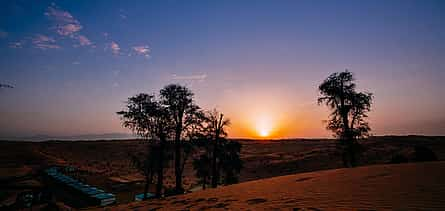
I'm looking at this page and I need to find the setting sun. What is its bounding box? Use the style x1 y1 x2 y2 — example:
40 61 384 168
256 116 273 138
259 129 269 137
1 1 444 210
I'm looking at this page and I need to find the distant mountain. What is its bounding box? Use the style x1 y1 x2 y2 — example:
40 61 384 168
1 133 137 141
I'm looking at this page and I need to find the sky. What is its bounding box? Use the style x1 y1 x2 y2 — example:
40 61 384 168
0 0 444 139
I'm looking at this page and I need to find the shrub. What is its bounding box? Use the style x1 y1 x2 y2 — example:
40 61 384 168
414 146 438 162
390 154 409 164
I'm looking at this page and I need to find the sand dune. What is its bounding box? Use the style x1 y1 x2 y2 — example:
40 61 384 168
2 137 444 208
100 161 445 210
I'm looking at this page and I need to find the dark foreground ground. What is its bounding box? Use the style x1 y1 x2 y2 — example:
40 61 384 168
1 136 444 209
100 161 445 210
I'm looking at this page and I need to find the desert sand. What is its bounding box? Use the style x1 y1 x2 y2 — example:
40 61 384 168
100 161 445 210
1 136 444 208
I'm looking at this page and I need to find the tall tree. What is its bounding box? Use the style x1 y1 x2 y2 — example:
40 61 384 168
192 153 211 189
129 145 159 200
318 70 373 167
218 139 243 185
194 139 242 188
193 110 241 189
204 109 231 188
117 93 174 197
160 84 199 193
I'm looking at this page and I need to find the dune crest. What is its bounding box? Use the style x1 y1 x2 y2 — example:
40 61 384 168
102 161 445 210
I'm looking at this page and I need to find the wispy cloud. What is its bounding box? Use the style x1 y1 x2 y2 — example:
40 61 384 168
0 30 8 38
9 35 61 50
33 34 55 43
110 41 120 55
8 3 94 51
112 69 120 76
132 45 151 58
57 23 82 36
76 35 92 46
0 83 14 89
72 61 80 65
45 3 92 48
119 9 127 20
45 4 82 36
32 34 60 50
172 74 207 81
45 4 79 24
9 41 24 49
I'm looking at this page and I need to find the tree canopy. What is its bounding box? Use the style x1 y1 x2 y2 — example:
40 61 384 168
318 70 373 167
318 70 373 140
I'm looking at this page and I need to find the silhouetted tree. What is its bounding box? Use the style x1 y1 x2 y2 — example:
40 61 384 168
160 84 200 193
129 145 159 200
218 139 243 185
117 93 174 197
414 145 438 162
202 109 231 188
192 153 211 189
318 70 373 167
390 145 438 164
193 130 242 188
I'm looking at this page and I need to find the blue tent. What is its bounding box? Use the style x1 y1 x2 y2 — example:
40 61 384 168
93 193 116 206
134 193 155 201
44 167 116 206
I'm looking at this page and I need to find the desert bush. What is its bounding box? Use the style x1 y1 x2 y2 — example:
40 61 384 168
414 146 438 162
389 146 438 164
390 154 409 164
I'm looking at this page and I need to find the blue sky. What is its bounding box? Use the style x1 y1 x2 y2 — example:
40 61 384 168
0 0 444 139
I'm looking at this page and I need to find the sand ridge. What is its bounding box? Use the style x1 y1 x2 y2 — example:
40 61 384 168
100 161 445 210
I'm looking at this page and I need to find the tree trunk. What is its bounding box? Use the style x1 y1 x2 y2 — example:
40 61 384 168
143 176 149 200
342 150 349 167
174 127 182 193
339 80 352 167
202 177 206 190
156 137 165 197
342 110 352 168
349 140 357 167
144 143 151 200
211 137 219 188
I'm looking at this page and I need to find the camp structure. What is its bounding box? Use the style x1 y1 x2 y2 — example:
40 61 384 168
44 167 116 206
134 192 156 201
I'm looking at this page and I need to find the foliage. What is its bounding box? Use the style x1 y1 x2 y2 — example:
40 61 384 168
192 109 242 188
129 145 159 199
204 109 231 139
192 153 211 189
414 145 438 162
318 70 373 167
318 71 373 139
117 93 174 140
160 84 204 193
218 139 243 185
193 138 243 188
118 88 241 195
117 93 174 197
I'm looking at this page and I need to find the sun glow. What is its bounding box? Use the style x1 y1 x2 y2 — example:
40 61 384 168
221 86 297 138
259 129 270 137
256 116 273 138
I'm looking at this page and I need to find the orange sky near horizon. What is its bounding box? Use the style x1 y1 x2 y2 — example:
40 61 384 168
1 1 444 140
208 83 332 139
